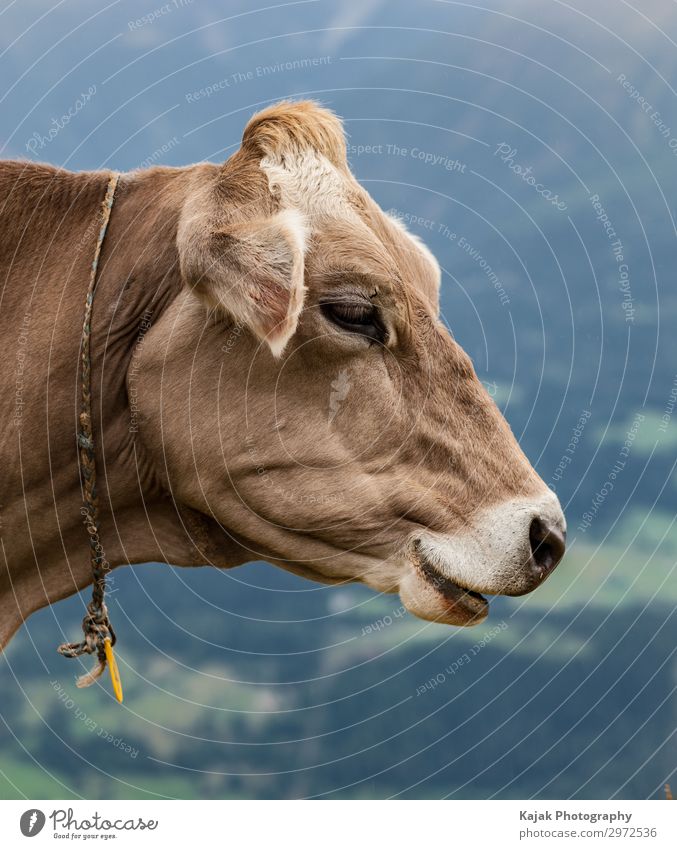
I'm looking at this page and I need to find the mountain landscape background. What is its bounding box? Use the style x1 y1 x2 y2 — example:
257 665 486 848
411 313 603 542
0 0 675 799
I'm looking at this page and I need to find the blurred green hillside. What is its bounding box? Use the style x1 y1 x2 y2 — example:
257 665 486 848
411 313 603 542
1 538 674 799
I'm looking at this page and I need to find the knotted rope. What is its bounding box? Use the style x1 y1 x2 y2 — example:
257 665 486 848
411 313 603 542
57 172 122 697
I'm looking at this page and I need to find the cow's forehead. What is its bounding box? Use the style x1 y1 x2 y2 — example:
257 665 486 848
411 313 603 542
259 149 441 311
261 149 348 217
378 211 441 312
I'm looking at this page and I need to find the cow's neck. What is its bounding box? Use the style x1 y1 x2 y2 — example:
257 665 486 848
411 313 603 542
0 161 242 648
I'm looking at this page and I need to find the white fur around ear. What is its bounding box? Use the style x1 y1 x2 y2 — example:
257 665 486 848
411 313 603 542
179 100 351 356
265 209 307 356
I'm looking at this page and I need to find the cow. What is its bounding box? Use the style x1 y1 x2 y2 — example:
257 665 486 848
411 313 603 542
0 100 565 655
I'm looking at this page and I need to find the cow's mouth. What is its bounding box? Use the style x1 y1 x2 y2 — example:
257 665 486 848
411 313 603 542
416 556 489 621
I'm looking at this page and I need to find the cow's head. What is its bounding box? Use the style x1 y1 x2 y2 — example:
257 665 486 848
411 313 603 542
138 100 565 626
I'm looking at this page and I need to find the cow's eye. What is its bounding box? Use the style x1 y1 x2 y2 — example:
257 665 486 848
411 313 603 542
320 301 385 342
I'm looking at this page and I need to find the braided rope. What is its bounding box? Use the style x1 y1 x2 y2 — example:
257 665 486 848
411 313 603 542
57 172 120 689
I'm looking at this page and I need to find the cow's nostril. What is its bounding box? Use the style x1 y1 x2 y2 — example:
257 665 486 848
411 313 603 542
529 517 566 577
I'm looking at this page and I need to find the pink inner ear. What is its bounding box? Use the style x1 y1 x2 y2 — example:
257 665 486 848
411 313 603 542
252 275 293 332
180 204 307 357
250 264 305 357
245 210 306 357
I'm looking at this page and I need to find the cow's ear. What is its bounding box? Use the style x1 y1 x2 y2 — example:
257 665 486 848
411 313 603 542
179 206 307 358
178 100 346 356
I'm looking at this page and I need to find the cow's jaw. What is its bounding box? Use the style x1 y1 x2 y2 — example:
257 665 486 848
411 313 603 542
398 552 490 627
414 545 490 623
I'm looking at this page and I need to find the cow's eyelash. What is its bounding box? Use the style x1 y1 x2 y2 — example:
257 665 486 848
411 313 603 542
320 300 386 343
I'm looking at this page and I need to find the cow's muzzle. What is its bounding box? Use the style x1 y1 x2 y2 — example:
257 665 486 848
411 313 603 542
398 492 567 626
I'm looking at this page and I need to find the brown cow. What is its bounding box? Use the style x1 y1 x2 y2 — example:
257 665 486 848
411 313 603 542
0 101 565 653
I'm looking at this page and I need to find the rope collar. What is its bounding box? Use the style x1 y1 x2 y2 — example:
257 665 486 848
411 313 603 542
57 172 123 702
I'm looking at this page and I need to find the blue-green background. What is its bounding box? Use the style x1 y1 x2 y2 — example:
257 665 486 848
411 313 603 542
1 0 675 799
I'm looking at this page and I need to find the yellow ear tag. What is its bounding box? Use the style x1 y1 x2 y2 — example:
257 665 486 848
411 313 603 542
104 638 123 703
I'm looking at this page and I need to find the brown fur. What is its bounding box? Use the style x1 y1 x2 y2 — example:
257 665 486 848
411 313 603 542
0 101 553 648
242 99 347 167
